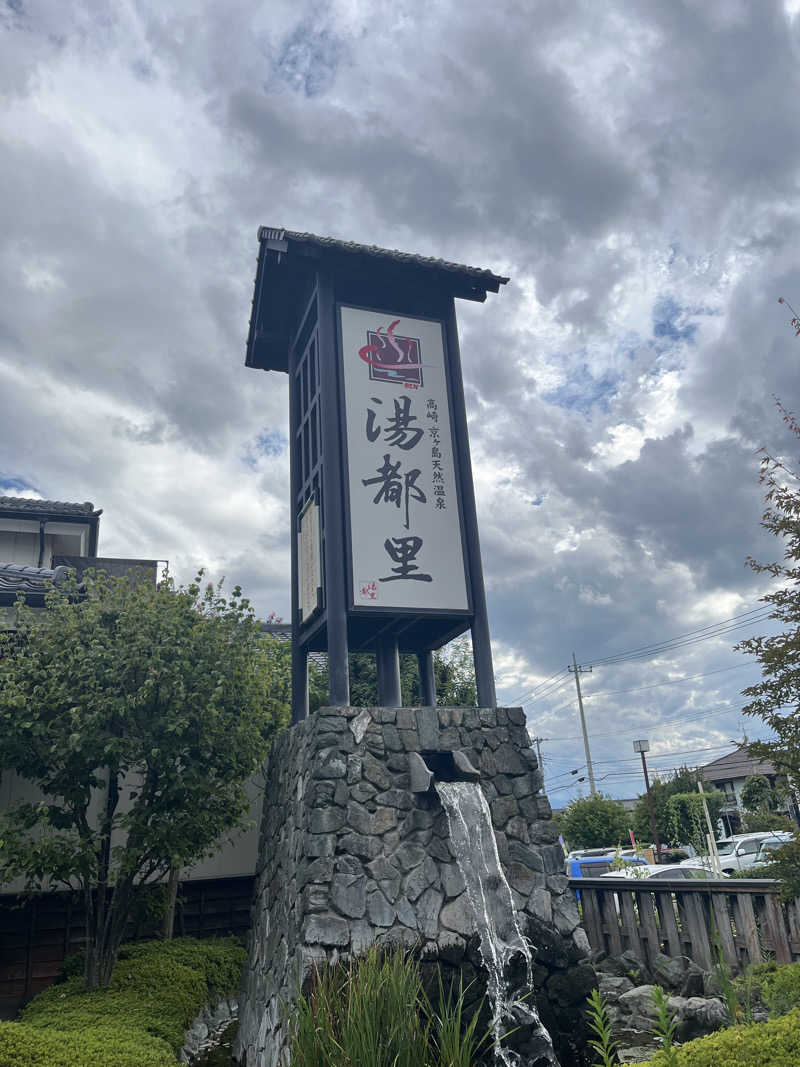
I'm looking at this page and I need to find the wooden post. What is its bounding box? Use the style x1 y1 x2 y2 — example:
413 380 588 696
733 893 762 966
635 889 662 961
317 271 349 706
600 890 623 956
762 892 792 964
711 892 739 973
619 891 643 959
580 888 605 954
418 650 437 706
654 890 682 958
443 300 496 708
682 893 713 970
376 634 402 707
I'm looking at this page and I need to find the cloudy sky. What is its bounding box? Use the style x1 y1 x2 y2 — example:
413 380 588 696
3 0 800 804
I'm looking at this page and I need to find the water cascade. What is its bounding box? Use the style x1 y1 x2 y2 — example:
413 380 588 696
436 781 560 1067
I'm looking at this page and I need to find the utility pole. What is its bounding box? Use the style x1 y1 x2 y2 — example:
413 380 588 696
569 652 596 795
633 739 661 862
531 736 545 789
697 779 723 878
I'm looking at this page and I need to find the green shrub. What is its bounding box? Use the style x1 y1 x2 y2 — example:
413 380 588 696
736 960 800 1018
0 1020 176 1067
633 1008 800 1065
0 937 245 1067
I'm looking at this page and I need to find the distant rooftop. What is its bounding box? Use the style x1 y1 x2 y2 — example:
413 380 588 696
701 745 776 780
0 497 102 518
261 622 327 669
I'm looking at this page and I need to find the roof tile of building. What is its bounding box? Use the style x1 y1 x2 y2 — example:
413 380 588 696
0 496 101 517
258 227 510 288
0 562 68 594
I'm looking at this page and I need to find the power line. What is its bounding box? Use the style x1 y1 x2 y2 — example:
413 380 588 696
572 661 753 700
537 699 745 741
506 666 570 706
508 604 773 709
585 608 773 668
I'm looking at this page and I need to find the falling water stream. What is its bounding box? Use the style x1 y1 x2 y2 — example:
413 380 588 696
436 781 560 1067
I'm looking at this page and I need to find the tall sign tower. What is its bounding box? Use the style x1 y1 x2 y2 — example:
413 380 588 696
245 229 508 721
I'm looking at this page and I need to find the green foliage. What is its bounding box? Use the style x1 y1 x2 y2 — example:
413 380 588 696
634 1008 800 1066
288 947 489 1067
0 569 283 986
737 402 800 786
428 969 490 1067
630 767 717 848
737 960 800 1018
741 810 796 833
750 834 800 900
709 922 739 1024
741 775 779 813
0 937 244 1067
665 792 724 854
0 1020 175 1067
584 988 619 1067
559 793 629 849
649 987 678 1067
309 637 477 712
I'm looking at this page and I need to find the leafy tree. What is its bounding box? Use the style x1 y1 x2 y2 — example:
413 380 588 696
631 766 711 846
741 773 779 812
0 569 286 989
558 793 629 849
737 401 800 782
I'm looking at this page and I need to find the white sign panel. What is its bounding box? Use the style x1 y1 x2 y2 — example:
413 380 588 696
339 306 469 612
298 498 321 622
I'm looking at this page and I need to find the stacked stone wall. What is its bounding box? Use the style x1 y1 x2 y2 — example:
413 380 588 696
237 707 595 1067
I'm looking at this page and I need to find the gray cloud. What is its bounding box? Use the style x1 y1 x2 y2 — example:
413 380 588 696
3 0 800 802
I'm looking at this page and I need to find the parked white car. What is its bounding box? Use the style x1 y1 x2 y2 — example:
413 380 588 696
601 863 728 881
681 831 793 875
755 835 793 865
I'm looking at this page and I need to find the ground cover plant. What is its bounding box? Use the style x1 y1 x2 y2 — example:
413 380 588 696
288 945 491 1067
0 936 245 1067
633 1008 800 1066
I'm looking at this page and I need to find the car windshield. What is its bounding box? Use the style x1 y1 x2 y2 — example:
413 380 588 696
716 840 736 855
580 862 611 876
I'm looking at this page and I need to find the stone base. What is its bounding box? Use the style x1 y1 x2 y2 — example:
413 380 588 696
236 707 594 1067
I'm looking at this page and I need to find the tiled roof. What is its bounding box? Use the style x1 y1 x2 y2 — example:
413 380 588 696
0 496 101 517
701 745 775 779
0 562 69 595
261 622 328 668
259 227 510 288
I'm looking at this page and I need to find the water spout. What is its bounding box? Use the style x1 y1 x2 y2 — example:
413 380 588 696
436 781 559 1067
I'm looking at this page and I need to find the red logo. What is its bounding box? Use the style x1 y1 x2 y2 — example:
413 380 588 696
359 580 378 600
359 320 423 387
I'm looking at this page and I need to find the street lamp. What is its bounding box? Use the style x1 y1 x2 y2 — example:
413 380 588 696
634 739 662 863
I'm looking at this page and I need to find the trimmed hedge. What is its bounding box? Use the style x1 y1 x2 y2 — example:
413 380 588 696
635 1009 800 1066
0 936 246 1067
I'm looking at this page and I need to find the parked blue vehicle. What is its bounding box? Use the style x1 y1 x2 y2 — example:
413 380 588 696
567 853 648 898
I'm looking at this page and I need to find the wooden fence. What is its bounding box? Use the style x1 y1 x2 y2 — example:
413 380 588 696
0 875 254 1014
572 876 800 973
